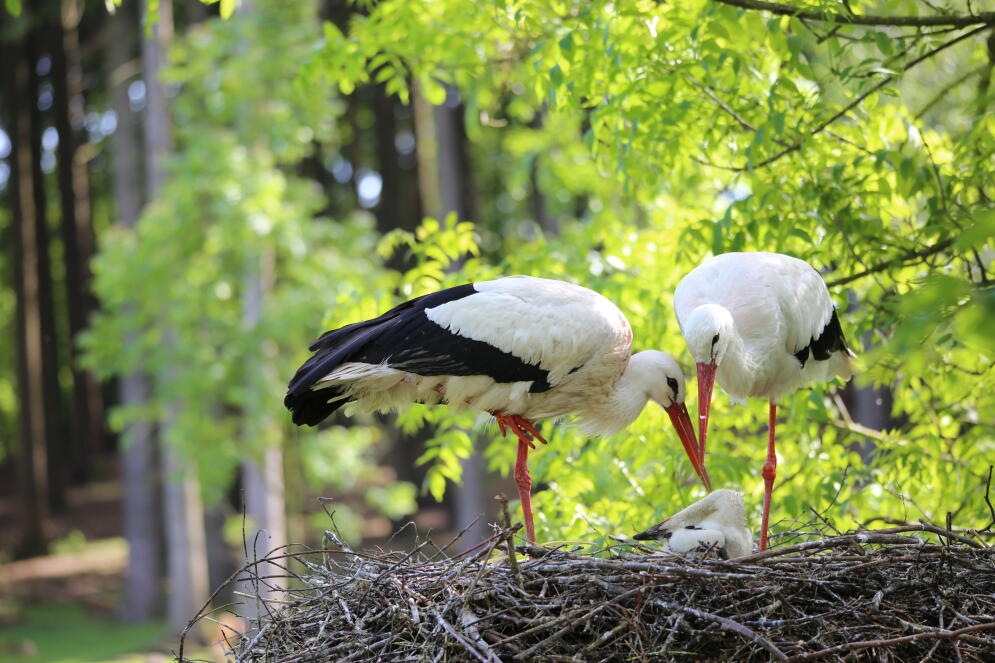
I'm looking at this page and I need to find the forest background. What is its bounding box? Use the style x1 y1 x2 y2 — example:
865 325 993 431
1 0 993 658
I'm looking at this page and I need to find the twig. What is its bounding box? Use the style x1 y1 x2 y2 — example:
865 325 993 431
825 238 954 288
497 494 524 587
727 25 991 172
982 465 995 533
650 600 789 661
785 622 995 662
710 0 995 28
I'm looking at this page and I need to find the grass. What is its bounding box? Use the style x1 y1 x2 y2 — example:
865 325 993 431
0 601 165 663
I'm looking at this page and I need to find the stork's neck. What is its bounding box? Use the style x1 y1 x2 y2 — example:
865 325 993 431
575 365 649 436
713 321 756 395
685 304 756 397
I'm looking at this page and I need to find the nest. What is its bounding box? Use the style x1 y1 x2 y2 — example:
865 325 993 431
188 522 995 663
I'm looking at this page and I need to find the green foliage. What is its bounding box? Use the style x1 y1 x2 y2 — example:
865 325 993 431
308 0 995 540
82 0 416 529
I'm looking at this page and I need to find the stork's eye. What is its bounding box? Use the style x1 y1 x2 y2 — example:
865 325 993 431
711 334 720 346
685 525 701 530
666 377 678 393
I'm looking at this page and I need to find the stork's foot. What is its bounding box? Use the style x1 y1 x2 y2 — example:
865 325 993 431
491 412 548 448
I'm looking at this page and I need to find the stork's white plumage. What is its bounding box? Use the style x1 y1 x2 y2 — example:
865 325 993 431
633 489 753 559
674 252 856 551
285 276 701 544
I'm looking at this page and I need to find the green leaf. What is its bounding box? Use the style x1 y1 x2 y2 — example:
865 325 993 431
955 208 995 251
558 32 573 54
5 0 22 15
220 0 236 19
549 63 564 88
420 75 447 105
873 31 892 56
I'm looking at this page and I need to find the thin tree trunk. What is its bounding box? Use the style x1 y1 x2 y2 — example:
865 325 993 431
142 0 210 631
528 113 556 234
231 1 288 617
51 0 105 480
25 18 70 513
111 0 162 622
6 34 51 557
160 425 210 631
239 242 288 620
373 84 400 233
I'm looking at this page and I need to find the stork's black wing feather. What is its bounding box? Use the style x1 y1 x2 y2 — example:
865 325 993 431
285 283 552 426
794 308 850 367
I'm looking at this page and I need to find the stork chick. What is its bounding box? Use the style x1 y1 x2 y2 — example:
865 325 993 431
633 489 753 559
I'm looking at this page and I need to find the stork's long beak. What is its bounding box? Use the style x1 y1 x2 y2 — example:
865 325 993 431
633 518 671 541
664 402 711 491
695 360 717 484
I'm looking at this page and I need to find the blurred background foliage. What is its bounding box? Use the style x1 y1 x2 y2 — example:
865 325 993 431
1 0 993 653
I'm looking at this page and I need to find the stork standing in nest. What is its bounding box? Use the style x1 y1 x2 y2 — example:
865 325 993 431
285 276 702 544
675 252 856 551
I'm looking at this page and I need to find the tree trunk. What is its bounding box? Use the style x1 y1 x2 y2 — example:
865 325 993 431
161 429 210 631
528 113 556 234
372 84 400 233
111 0 162 622
141 0 210 631
51 0 105 480
239 242 288 621
6 31 52 557
26 18 70 514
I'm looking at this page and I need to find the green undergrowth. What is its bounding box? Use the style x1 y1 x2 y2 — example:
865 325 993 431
0 602 165 663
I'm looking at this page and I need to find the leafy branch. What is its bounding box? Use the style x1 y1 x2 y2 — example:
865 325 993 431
712 0 995 28
825 238 954 288
730 24 990 171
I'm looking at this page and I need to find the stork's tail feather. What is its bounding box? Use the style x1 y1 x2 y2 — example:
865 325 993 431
832 348 857 381
286 317 400 426
285 385 349 427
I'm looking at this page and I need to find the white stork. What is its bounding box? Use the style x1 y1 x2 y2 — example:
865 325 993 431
285 276 701 544
674 252 856 551
633 489 753 559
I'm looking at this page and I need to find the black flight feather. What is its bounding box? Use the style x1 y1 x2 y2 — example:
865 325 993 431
794 308 851 368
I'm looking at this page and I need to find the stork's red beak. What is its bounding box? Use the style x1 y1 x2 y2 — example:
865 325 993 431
664 401 711 491
695 360 717 485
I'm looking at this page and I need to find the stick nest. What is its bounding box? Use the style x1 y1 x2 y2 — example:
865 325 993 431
197 523 995 663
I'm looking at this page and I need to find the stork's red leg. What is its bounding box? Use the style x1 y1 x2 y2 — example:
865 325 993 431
491 412 543 543
760 401 778 552
513 437 535 544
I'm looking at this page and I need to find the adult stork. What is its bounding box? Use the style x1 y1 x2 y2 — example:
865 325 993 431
674 252 856 551
285 276 702 544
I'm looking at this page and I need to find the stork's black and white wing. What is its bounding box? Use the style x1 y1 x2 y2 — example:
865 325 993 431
285 276 631 426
